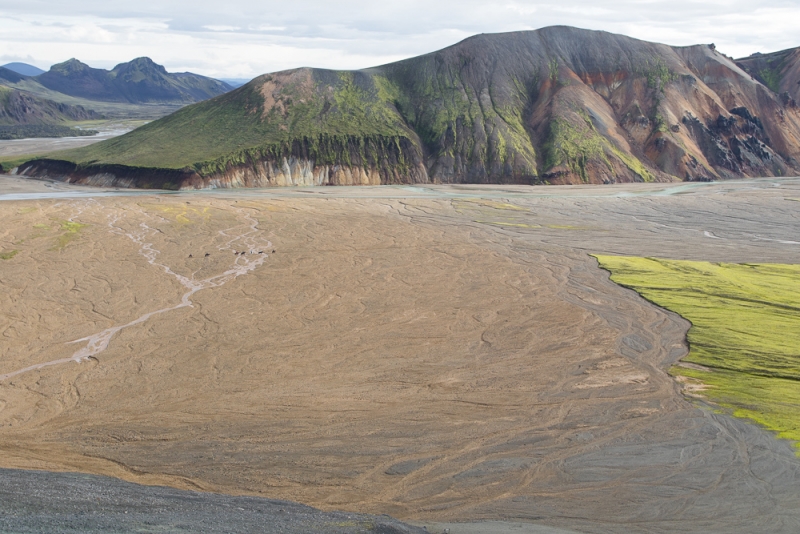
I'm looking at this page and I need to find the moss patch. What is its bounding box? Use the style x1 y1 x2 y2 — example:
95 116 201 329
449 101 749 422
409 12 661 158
759 68 782 93
459 199 527 211
54 220 88 249
545 117 609 182
545 112 653 182
636 57 679 91
594 255 800 453
0 250 19 260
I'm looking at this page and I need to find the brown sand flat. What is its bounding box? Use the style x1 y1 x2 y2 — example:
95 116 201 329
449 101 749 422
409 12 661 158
1 178 800 533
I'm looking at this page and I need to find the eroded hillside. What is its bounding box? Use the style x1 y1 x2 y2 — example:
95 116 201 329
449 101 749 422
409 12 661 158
15 27 800 187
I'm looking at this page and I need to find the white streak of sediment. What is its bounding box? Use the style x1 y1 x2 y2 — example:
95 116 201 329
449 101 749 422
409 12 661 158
1 204 270 382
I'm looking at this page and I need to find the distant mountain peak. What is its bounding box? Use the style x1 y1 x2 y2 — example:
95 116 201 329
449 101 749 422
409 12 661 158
1 62 45 77
28 56 231 104
113 57 168 76
50 58 93 75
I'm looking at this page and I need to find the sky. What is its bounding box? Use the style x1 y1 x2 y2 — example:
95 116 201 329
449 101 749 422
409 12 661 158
1 0 798 80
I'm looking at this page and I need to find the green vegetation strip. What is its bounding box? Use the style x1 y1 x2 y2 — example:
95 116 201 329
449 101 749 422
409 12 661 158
0 125 98 141
594 255 800 452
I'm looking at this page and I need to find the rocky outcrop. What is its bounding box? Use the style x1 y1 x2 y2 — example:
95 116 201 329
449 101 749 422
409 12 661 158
15 152 429 190
196 134 429 188
15 160 196 190
206 159 403 188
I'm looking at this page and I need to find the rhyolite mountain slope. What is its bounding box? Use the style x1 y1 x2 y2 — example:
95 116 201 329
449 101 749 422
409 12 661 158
15 26 800 188
737 47 800 106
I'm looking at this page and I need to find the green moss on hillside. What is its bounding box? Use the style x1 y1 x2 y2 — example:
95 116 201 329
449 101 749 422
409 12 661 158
608 145 654 182
545 112 653 182
381 58 538 177
545 117 608 181
0 85 11 106
637 58 679 91
47 70 413 172
759 68 782 93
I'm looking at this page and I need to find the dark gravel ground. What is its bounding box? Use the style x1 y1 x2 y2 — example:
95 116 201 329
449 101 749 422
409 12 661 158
0 468 425 534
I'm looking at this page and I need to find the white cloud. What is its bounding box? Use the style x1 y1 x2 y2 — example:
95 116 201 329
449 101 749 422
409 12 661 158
202 25 242 32
0 1 798 78
248 24 286 32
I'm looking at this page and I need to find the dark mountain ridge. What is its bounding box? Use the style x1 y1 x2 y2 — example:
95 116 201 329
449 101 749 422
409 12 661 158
14 26 800 188
0 86 101 126
34 57 233 104
0 85 102 140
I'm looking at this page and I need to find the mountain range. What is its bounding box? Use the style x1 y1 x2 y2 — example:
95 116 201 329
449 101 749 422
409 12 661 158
0 57 232 105
0 57 235 139
11 27 800 187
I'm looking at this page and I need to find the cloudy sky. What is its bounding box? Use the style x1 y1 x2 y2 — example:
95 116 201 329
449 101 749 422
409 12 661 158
1 1 798 79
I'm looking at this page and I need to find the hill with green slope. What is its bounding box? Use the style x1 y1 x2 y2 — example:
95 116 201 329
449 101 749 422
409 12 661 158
14 26 800 188
0 85 102 140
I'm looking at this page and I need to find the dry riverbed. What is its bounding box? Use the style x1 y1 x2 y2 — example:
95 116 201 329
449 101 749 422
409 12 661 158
1 177 799 533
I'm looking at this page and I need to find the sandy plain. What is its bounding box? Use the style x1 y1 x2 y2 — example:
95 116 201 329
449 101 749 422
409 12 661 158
1 176 799 533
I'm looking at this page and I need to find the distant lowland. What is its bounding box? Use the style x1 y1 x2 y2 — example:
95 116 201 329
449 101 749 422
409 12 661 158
0 58 235 140
5 26 800 187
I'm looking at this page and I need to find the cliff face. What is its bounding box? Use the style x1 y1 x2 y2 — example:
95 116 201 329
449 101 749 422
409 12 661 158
16 27 800 188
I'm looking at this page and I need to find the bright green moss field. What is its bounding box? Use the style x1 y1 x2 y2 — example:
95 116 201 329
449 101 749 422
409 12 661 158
594 255 800 452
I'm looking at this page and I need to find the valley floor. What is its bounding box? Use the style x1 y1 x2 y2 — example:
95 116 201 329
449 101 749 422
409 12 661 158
0 119 145 161
0 177 799 533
